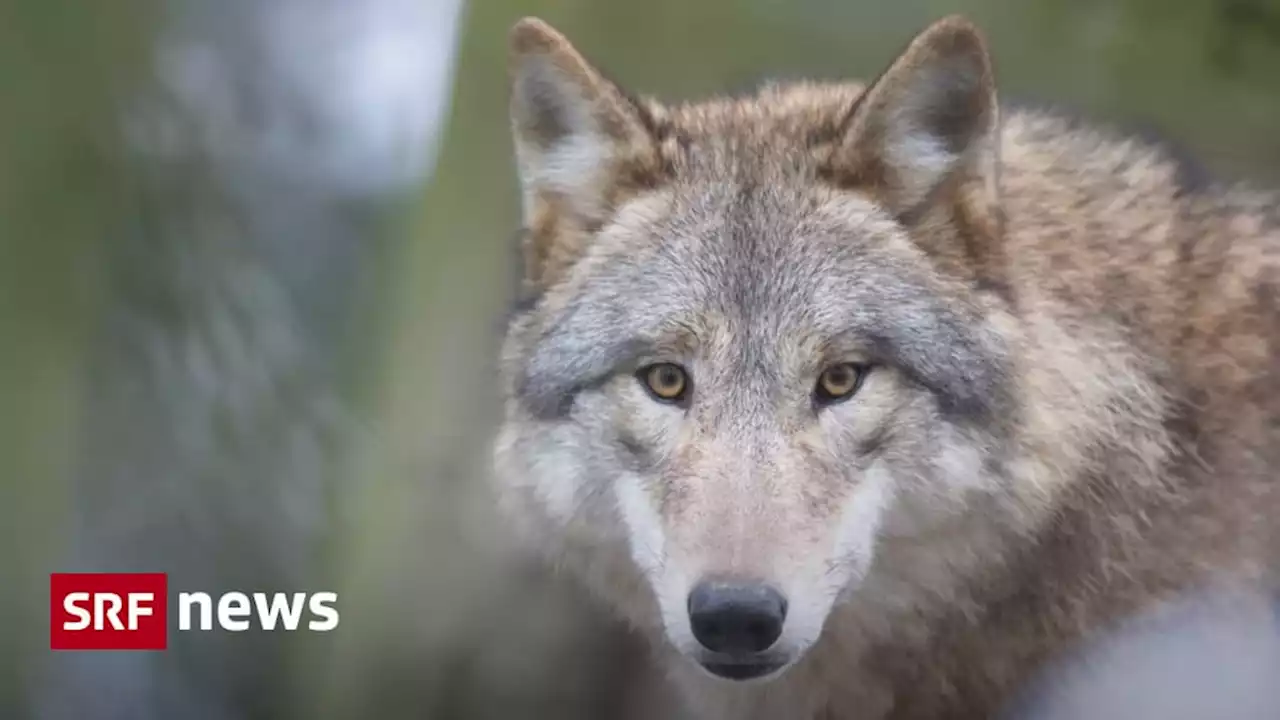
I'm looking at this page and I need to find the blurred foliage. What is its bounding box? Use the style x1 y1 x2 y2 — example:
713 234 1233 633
3 0 1279 717
0 0 157 708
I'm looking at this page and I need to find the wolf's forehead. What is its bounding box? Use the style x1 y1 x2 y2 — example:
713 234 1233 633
587 184 1013 418
521 182 1009 420
637 82 870 186
616 181 903 332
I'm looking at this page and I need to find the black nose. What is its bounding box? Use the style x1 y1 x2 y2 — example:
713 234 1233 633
688 581 787 654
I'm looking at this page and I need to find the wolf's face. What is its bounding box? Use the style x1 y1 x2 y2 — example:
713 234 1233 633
495 17 1028 682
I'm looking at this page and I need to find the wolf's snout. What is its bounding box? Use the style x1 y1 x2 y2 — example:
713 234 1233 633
687 580 787 654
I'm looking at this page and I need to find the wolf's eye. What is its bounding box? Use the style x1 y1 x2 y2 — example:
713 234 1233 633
638 363 689 403
814 363 867 405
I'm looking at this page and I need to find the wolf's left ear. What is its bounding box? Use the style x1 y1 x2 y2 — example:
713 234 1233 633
507 18 662 290
829 16 999 221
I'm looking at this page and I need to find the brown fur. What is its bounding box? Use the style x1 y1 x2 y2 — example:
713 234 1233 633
495 15 1280 719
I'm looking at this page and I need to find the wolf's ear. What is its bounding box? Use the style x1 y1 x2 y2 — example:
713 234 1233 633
507 18 662 290
829 16 999 220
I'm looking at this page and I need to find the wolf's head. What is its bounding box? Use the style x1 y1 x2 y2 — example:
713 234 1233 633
493 16 1120 683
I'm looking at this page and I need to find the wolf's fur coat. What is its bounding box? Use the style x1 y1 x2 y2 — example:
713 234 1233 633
492 15 1280 719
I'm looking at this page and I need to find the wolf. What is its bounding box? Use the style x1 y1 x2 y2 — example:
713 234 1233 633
491 14 1280 720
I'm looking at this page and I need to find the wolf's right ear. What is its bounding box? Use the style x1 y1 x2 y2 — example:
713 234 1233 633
507 18 662 290
828 16 999 222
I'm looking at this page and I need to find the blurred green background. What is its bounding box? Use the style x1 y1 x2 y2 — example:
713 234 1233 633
3 0 1279 718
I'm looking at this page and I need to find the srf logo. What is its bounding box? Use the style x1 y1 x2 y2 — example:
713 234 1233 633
50 573 168 650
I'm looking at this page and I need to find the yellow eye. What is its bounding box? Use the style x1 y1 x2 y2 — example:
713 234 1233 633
640 363 688 403
815 363 866 404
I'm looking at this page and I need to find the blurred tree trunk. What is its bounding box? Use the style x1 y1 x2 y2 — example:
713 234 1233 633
10 0 460 717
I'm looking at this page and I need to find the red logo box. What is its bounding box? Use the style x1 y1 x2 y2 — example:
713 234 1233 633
50 573 168 650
